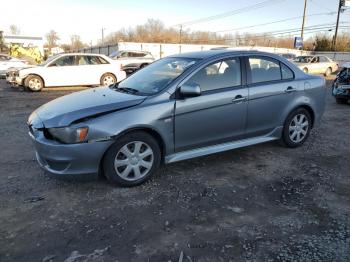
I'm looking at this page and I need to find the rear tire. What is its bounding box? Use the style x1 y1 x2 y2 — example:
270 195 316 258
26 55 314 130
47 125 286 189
281 108 312 148
100 73 117 86
103 131 161 187
25 75 44 92
336 98 348 104
325 67 332 77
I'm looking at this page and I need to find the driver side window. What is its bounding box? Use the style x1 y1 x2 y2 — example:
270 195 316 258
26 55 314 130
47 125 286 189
185 58 241 92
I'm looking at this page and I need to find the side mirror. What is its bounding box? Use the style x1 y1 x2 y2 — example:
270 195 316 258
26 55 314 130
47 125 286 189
179 83 201 97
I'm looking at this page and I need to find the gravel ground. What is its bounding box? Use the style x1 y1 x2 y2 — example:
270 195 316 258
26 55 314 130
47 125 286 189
0 79 349 262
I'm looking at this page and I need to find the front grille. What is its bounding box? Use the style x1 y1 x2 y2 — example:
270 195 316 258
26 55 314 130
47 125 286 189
43 128 54 140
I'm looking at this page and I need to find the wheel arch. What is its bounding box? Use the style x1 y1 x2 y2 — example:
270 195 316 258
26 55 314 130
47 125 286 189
286 104 315 128
24 73 45 87
98 126 167 178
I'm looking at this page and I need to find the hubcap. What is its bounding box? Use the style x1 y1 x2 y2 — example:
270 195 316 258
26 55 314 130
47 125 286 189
103 75 115 86
289 114 309 143
114 141 154 181
28 78 42 90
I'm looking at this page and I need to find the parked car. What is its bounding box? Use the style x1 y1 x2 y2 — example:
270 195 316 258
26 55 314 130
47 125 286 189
293 55 338 76
332 62 350 104
0 54 31 76
109 50 155 74
8 53 126 91
28 50 326 186
278 53 296 61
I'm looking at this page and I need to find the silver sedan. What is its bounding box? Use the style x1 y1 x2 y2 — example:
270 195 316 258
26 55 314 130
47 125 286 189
28 50 326 186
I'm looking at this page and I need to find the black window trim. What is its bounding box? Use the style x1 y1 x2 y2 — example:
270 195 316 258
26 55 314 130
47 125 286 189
176 56 246 98
244 55 295 87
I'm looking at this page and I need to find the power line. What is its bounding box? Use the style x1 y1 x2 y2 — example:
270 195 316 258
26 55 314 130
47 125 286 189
186 24 349 43
173 0 286 27
212 12 335 34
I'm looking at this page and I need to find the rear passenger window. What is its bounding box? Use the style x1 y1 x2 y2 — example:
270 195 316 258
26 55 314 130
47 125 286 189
249 57 281 83
186 58 241 92
281 64 294 79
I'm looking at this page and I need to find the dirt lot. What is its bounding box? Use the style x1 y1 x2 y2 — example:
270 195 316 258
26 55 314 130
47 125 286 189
0 79 349 262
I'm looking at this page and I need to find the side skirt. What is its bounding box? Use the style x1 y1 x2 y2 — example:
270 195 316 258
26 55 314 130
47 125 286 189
165 127 283 164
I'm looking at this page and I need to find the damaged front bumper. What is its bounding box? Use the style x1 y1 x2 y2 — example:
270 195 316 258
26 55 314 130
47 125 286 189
332 82 350 97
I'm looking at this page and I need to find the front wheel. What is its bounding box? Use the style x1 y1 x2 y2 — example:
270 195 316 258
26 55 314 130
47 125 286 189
25 75 44 92
103 131 161 187
100 73 117 86
281 108 312 148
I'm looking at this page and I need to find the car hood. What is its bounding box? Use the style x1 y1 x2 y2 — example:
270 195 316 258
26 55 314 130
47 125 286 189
6 65 34 72
29 87 146 128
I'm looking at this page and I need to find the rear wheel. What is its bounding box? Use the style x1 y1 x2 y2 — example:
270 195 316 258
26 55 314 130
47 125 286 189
336 97 348 104
25 75 44 92
100 73 116 86
103 131 161 187
325 67 332 77
281 108 311 148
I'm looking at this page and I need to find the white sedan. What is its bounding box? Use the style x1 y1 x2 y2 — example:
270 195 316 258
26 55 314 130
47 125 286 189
0 54 31 76
8 53 126 91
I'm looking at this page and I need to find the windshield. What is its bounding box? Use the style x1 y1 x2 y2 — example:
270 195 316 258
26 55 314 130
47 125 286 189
294 56 314 63
117 57 199 95
109 51 120 59
39 55 60 66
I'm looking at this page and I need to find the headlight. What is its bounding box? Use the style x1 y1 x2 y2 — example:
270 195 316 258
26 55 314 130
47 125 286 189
48 126 89 144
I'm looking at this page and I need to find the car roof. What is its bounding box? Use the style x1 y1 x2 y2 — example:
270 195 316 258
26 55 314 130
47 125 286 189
168 49 290 59
119 50 150 53
60 53 106 56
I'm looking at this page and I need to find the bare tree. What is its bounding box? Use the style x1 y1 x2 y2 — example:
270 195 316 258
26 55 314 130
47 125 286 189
70 35 85 50
9 25 20 35
45 30 60 50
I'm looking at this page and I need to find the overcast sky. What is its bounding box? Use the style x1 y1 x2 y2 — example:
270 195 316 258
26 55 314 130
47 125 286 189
0 0 348 45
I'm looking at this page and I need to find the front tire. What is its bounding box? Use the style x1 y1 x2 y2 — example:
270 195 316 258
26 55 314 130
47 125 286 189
103 131 161 187
25 75 44 92
281 108 312 148
100 73 117 86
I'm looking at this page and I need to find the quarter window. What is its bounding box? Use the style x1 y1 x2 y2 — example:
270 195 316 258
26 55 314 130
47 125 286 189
186 58 241 92
281 64 294 80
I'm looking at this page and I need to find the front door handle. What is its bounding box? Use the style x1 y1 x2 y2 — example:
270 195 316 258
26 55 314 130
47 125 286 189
232 95 246 103
285 86 297 93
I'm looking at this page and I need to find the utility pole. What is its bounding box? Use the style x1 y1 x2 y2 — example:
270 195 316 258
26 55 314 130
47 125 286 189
301 0 308 40
179 25 183 44
101 27 106 45
333 0 343 51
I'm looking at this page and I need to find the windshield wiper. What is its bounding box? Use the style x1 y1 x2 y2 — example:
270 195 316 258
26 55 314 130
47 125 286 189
116 87 140 94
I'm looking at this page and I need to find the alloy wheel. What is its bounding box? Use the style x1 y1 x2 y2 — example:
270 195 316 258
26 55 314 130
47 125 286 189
288 114 309 143
28 78 42 91
103 75 115 86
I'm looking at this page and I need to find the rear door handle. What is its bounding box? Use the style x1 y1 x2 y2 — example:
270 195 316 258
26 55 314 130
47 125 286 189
232 95 247 103
285 86 297 93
